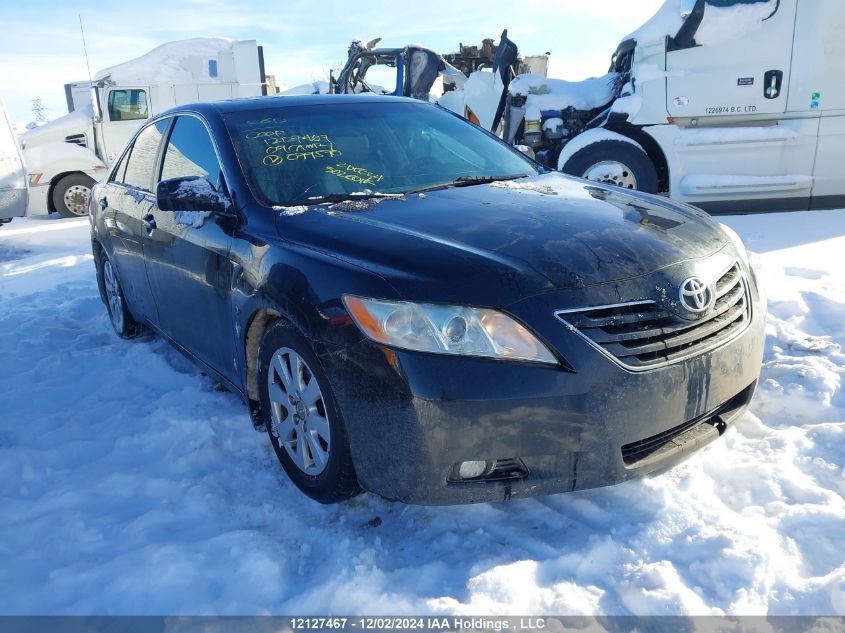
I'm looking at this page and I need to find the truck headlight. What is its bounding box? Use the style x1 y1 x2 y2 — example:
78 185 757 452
343 295 558 364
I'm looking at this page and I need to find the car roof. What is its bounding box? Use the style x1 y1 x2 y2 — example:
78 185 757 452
161 94 424 119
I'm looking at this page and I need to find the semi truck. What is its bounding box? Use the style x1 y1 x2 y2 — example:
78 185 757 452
19 38 268 218
504 0 845 212
332 0 844 213
0 97 28 225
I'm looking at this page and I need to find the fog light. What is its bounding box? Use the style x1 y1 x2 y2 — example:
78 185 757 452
448 458 529 484
458 460 489 479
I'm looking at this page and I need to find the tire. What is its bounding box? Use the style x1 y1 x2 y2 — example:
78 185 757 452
98 251 143 339
52 173 96 218
258 320 360 504
560 140 659 194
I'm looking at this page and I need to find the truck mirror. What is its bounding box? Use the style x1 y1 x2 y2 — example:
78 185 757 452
680 0 697 19
156 176 230 215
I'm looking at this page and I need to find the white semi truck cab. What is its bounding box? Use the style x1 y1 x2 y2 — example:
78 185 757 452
505 0 845 213
20 38 267 217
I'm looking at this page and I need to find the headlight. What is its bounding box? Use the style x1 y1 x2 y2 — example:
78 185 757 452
720 223 750 265
342 295 558 365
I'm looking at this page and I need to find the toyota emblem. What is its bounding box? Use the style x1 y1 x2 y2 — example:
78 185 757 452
679 277 714 313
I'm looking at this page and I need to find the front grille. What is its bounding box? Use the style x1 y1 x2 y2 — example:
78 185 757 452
556 262 750 370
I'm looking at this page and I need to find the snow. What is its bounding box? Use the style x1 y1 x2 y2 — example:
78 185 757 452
2 209 845 615
509 73 617 113
488 180 558 196
174 210 212 228
624 0 779 47
625 0 686 44
610 94 643 117
94 38 235 85
556 129 644 171
280 81 332 96
274 205 309 216
696 0 779 47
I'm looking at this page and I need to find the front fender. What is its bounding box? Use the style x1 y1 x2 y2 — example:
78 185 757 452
230 231 399 400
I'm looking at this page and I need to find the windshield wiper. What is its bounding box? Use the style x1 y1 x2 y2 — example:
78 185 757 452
408 173 529 195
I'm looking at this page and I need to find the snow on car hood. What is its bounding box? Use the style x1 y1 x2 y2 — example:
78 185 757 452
280 173 728 304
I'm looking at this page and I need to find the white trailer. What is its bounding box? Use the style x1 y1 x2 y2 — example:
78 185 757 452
502 0 845 213
20 38 267 218
0 96 28 224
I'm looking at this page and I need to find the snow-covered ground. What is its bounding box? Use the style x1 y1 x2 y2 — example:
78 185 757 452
1 211 844 615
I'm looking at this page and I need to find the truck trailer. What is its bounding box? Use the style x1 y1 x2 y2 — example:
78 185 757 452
19 38 268 218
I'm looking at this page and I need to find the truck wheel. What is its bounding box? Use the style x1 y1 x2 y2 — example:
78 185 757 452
53 173 96 218
258 319 360 504
561 140 659 194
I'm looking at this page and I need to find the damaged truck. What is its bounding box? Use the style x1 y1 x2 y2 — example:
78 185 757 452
503 0 845 212
330 0 845 213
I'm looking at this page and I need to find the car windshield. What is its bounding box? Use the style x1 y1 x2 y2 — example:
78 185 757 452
224 100 538 207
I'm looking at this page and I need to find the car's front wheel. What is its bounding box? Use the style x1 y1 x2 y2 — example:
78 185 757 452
258 320 360 503
99 253 143 339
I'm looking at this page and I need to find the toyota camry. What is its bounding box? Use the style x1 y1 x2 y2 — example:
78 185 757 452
89 95 765 505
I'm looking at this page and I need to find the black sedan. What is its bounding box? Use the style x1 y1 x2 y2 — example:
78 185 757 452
89 95 766 505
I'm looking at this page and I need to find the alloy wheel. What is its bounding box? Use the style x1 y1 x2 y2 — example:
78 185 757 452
102 259 125 333
267 347 332 475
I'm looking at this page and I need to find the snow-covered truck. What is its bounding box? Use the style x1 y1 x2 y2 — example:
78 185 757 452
0 97 28 224
505 0 845 213
20 38 268 217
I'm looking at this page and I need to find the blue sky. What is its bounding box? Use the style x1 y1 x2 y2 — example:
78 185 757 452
0 0 663 124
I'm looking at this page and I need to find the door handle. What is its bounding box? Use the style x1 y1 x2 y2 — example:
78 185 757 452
99 196 108 210
142 213 156 232
764 70 783 100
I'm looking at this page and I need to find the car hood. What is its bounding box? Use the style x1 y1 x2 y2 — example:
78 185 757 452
277 173 728 305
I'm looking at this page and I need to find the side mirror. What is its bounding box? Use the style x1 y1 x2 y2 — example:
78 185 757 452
156 176 230 214
680 0 697 19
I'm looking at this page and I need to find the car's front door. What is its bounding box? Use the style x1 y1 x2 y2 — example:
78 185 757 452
142 114 237 381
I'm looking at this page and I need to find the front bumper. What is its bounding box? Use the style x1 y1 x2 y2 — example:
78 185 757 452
320 259 767 505
25 182 51 217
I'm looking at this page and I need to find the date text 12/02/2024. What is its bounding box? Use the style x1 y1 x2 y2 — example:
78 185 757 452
288 617 549 631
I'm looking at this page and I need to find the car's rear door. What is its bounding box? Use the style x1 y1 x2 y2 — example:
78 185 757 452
142 114 237 381
97 120 169 326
